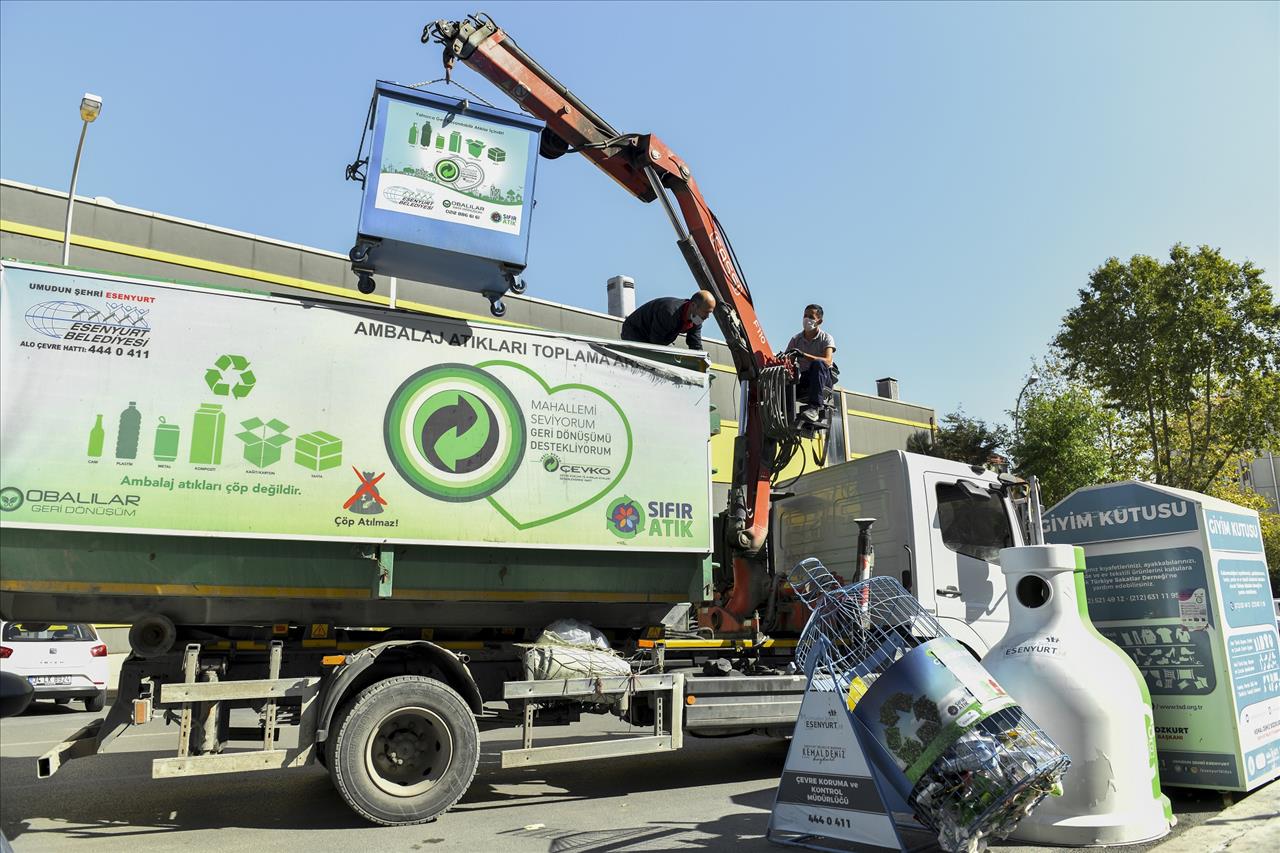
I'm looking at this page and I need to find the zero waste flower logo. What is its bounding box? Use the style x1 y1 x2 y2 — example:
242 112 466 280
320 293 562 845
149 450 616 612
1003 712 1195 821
605 495 645 539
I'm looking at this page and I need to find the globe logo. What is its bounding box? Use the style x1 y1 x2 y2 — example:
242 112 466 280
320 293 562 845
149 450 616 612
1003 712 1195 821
24 300 150 338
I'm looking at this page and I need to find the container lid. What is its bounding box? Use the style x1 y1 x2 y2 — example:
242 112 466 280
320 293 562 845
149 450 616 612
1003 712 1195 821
999 544 1078 575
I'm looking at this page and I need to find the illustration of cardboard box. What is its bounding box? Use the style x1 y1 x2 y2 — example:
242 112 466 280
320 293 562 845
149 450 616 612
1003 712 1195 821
236 417 290 467
295 430 343 472
486 147 506 163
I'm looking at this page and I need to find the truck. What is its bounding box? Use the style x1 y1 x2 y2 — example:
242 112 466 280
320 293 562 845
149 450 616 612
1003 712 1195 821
0 13 1024 827
777 450 1025 654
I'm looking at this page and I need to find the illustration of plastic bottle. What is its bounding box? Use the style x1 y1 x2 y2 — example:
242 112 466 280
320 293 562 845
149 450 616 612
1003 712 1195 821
421 122 432 147
116 402 141 459
154 417 180 462
408 123 418 145
190 403 226 465
448 131 461 153
87 414 105 458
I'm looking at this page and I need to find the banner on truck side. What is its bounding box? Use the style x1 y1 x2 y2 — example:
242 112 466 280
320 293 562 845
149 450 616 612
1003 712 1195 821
0 262 713 551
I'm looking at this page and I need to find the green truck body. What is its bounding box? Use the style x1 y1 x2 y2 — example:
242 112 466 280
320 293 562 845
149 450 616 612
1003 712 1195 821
0 261 715 630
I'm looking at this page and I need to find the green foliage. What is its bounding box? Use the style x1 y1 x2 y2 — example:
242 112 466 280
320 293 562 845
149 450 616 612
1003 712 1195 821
1010 360 1146 506
914 411 1009 468
1054 245 1280 493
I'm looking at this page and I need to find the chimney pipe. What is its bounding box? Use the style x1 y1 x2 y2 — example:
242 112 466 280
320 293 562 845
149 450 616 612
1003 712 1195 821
606 275 635 319
876 377 899 400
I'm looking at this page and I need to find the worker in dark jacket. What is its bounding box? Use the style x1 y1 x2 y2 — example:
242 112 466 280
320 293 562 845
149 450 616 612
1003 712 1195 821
620 290 716 350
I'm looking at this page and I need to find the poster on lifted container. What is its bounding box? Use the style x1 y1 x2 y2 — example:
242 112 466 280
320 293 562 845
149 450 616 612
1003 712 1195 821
0 262 712 552
1044 482 1280 791
374 97 534 237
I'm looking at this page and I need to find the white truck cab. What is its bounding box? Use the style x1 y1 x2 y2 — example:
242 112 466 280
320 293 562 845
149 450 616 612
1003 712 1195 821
777 450 1020 655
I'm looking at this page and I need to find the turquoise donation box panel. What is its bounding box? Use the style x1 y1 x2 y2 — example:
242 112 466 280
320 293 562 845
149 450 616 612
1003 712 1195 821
351 81 544 310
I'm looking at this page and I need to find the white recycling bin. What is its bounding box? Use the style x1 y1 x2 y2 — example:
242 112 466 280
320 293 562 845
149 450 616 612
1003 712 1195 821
984 544 1173 846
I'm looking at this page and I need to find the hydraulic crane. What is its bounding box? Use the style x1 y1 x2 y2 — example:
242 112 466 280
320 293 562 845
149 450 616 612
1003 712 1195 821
427 13 826 631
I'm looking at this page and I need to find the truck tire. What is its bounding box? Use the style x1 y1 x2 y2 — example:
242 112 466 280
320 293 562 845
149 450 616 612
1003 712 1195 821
326 675 479 826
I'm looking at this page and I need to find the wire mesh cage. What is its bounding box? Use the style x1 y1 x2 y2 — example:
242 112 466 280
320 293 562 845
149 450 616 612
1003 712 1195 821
788 558 1071 853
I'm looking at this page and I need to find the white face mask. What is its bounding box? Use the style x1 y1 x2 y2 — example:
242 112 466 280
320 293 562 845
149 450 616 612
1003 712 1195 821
803 318 817 331
690 313 705 326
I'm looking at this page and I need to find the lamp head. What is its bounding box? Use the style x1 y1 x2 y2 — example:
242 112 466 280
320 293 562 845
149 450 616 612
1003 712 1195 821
80 93 102 123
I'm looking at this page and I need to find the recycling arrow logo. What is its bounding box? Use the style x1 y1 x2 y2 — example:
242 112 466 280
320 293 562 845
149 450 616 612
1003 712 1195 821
205 354 256 398
384 364 525 502
422 391 500 474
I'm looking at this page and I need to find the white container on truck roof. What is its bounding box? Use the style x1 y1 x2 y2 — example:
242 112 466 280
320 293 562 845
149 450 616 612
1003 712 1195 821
776 450 1021 655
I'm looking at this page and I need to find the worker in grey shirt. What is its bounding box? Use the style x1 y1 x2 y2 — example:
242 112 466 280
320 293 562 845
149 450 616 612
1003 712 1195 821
785 304 836 421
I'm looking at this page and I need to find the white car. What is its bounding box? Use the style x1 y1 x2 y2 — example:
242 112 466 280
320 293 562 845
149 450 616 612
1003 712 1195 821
0 621 108 712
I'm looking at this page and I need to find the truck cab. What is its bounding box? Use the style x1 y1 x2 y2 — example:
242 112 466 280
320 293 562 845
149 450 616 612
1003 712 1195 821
777 450 1020 655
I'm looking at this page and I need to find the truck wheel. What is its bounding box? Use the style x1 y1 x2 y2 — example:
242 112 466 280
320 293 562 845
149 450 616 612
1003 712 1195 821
85 691 105 712
327 675 478 826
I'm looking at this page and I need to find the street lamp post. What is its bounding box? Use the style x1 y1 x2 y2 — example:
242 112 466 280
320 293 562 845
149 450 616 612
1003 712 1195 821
61 93 103 266
1013 373 1040 436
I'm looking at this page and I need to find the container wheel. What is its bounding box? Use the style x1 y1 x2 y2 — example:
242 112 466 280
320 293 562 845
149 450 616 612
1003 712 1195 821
326 675 478 826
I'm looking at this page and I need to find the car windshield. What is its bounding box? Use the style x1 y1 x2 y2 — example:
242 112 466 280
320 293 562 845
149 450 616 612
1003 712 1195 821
936 481 1015 564
2 623 97 642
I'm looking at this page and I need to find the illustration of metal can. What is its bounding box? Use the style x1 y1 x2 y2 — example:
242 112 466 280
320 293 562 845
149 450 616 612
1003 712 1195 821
154 417 180 462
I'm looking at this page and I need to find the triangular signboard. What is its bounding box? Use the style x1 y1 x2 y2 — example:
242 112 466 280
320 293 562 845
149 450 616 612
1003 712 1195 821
768 688 915 853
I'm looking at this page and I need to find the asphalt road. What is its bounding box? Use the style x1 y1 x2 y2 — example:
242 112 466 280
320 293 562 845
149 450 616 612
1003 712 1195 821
0 700 1236 853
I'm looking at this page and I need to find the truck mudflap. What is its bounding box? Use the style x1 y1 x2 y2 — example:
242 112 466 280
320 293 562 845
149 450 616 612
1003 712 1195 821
682 674 806 732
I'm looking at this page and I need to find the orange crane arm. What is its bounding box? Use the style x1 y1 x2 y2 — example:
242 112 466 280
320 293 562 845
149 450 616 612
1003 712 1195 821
428 14 806 622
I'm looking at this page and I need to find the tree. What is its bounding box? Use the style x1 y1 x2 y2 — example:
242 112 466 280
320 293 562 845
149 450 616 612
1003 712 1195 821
1054 245 1280 493
1009 361 1146 506
910 411 1009 468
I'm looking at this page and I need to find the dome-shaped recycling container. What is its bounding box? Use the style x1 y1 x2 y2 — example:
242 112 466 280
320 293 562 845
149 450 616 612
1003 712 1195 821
983 544 1173 846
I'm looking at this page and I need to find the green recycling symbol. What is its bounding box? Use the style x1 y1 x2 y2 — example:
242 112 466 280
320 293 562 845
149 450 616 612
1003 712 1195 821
384 364 525 502
435 159 460 183
205 354 256 399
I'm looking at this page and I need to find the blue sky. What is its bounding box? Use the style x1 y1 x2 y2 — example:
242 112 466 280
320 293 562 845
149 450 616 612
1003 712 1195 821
2 1 1276 426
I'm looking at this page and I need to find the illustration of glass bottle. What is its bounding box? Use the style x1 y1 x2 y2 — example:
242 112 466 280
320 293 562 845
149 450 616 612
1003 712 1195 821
190 403 226 465
421 122 432 147
408 123 418 145
116 402 141 459
87 414 105 458
154 417 180 462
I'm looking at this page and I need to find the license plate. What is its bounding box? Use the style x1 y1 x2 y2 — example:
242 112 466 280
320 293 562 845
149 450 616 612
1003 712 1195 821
30 675 72 686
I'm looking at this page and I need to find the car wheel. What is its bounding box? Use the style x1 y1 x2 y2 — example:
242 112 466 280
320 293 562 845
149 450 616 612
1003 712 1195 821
85 691 105 712
54 698 70 706
327 675 479 826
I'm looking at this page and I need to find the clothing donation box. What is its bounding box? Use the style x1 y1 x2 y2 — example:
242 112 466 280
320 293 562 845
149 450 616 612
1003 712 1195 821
349 81 544 315
1043 481 1280 791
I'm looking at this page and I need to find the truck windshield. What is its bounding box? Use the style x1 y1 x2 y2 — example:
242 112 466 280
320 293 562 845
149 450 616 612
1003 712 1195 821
935 482 1014 564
